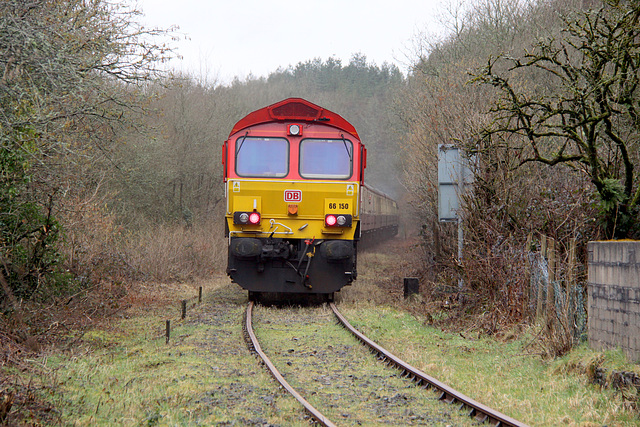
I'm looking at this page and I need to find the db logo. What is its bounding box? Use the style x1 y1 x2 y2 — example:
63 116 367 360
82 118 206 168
284 190 302 202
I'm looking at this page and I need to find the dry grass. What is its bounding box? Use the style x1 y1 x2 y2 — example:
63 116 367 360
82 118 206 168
122 222 226 283
340 239 423 307
60 196 226 284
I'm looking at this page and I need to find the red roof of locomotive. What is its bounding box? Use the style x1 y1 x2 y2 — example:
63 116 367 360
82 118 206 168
228 98 360 139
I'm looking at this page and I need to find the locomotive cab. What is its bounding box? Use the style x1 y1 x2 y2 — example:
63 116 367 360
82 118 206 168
222 98 366 295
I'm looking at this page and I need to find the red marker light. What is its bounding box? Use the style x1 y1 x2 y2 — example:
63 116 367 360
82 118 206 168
325 214 337 226
249 212 261 224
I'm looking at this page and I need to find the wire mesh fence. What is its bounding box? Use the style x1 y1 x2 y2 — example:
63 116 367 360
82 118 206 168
528 236 587 341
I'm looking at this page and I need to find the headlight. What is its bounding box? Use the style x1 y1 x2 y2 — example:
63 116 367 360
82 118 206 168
234 211 261 225
325 214 352 227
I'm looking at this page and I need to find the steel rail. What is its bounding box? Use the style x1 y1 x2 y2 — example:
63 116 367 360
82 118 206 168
244 301 337 427
329 302 529 427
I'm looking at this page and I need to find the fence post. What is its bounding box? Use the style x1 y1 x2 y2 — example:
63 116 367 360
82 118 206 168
567 238 576 290
165 320 170 344
546 238 556 325
181 300 187 319
536 235 547 321
526 233 533 317
566 238 577 318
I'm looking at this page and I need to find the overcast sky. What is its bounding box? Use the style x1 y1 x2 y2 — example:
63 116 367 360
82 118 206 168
132 0 451 83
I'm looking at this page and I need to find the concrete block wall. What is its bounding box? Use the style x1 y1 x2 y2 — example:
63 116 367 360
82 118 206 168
588 241 640 362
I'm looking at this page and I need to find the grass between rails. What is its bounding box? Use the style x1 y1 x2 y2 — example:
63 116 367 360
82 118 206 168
252 304 476 426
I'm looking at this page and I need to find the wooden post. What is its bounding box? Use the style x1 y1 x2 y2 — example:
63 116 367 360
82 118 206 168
165 320 170 344
198 286 202 304
181 300 187 319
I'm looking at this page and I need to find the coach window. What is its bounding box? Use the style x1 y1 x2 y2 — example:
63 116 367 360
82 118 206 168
299 138 352 179
235 137 289 177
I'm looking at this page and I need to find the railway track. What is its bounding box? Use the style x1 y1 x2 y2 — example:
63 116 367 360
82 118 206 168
244 301 337 427
244 300 529 427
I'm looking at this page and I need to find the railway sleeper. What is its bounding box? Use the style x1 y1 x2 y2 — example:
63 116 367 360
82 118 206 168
440 392 456 404
474 412 489 423
469 408 495 424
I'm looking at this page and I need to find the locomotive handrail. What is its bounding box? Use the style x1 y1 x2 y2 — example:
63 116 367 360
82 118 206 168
269 219 293 235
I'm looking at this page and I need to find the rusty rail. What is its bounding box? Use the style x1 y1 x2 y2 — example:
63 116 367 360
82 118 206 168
244 301 337 427
329 302 529 427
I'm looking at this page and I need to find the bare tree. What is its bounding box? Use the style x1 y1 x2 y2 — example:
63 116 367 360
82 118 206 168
474 0 640 237
0 0 174 297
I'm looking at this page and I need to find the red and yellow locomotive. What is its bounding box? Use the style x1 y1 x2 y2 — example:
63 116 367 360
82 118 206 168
222 98 397 298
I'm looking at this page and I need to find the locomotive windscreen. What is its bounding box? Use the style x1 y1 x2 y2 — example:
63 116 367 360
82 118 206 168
299 139 352 179
236 137 289 177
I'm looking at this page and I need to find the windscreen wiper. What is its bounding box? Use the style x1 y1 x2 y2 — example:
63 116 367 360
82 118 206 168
340 134 352 161
235 132 249 156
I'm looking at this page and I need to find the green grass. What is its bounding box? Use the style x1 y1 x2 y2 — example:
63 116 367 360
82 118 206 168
11 268 639 426
41 281 308 426
339 306 640 426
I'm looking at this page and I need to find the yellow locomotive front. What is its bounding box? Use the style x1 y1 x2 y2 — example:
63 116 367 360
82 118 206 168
222 98 366 296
